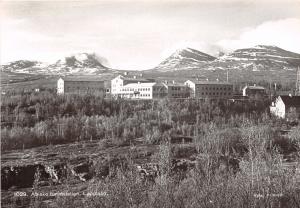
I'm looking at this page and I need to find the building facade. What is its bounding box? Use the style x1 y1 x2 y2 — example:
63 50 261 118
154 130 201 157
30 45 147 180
153 83 168 99
184 80 233 99
111 75 155 96
111 75 167 99
57 77 105 95
270 95 300 119
164 82 190 98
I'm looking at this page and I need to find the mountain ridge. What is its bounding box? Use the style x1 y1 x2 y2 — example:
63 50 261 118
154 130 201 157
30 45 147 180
150 45 300 72
2 45 300 75
1 52 115 75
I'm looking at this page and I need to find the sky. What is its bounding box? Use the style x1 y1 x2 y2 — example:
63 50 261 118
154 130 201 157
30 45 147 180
1 0 300 70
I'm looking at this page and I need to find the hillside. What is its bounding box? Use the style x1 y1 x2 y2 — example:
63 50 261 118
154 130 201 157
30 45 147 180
152 48 216 72
211 45 300 71
1 53 116 75
150 45 300 73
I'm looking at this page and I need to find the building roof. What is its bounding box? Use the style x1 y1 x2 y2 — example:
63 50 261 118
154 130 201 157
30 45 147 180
123 82 157 87
165 82 187 87
280 96 300 107
154 83 167 87
60 76 105 82
187 80 232 85
243 85 265 90
117 75 155 82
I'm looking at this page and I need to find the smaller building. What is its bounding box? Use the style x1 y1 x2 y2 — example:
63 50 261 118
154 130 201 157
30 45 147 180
57 76 105 95
270 95 300 119
153 83 168 99
242 85 266 98
164 82 190 99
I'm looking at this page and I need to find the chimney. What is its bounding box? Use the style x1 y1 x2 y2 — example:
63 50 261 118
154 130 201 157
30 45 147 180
289 93 292 97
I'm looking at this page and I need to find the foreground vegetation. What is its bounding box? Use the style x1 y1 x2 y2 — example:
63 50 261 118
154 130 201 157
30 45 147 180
1 91 300 207
1 91 271 151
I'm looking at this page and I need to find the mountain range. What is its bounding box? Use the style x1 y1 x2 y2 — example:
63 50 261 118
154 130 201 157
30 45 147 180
151 45 300 72
1 53 114 75
1 45 300 75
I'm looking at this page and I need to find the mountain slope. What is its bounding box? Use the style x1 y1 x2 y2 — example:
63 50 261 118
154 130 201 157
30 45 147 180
1 53 115 75
153 48 216 72
1 60 48 74
48 53 112 74
149 45 300 73
209 45 300 71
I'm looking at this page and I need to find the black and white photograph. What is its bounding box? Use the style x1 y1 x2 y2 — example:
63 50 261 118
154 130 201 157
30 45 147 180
1 0 300 207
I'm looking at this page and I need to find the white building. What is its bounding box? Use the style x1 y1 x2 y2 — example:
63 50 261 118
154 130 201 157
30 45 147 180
270 95 300 119
111 75 166 99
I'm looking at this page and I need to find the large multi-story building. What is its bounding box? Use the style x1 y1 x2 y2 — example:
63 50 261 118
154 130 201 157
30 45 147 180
111 75 166 99
184 80 233 99
57 77 105 95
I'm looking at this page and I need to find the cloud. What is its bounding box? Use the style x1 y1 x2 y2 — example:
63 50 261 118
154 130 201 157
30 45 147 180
217 18 300 53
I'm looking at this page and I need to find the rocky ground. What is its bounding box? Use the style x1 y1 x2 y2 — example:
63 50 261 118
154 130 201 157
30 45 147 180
2 134 300 207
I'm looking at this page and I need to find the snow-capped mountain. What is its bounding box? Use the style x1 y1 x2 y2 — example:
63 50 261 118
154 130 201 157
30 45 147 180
1 53 115 75
214 45 300 71
1 60 48 73
151 45 300 72
53 53 109 69
153 48 216 72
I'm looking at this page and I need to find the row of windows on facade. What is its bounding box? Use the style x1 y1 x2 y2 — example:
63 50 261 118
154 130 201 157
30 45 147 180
121 88 151 92
197 92 232 96
65 87 103 90
120 93 151 97
196 86 232 91
171 94 188 97
65 82 100 85
171 87 186 91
